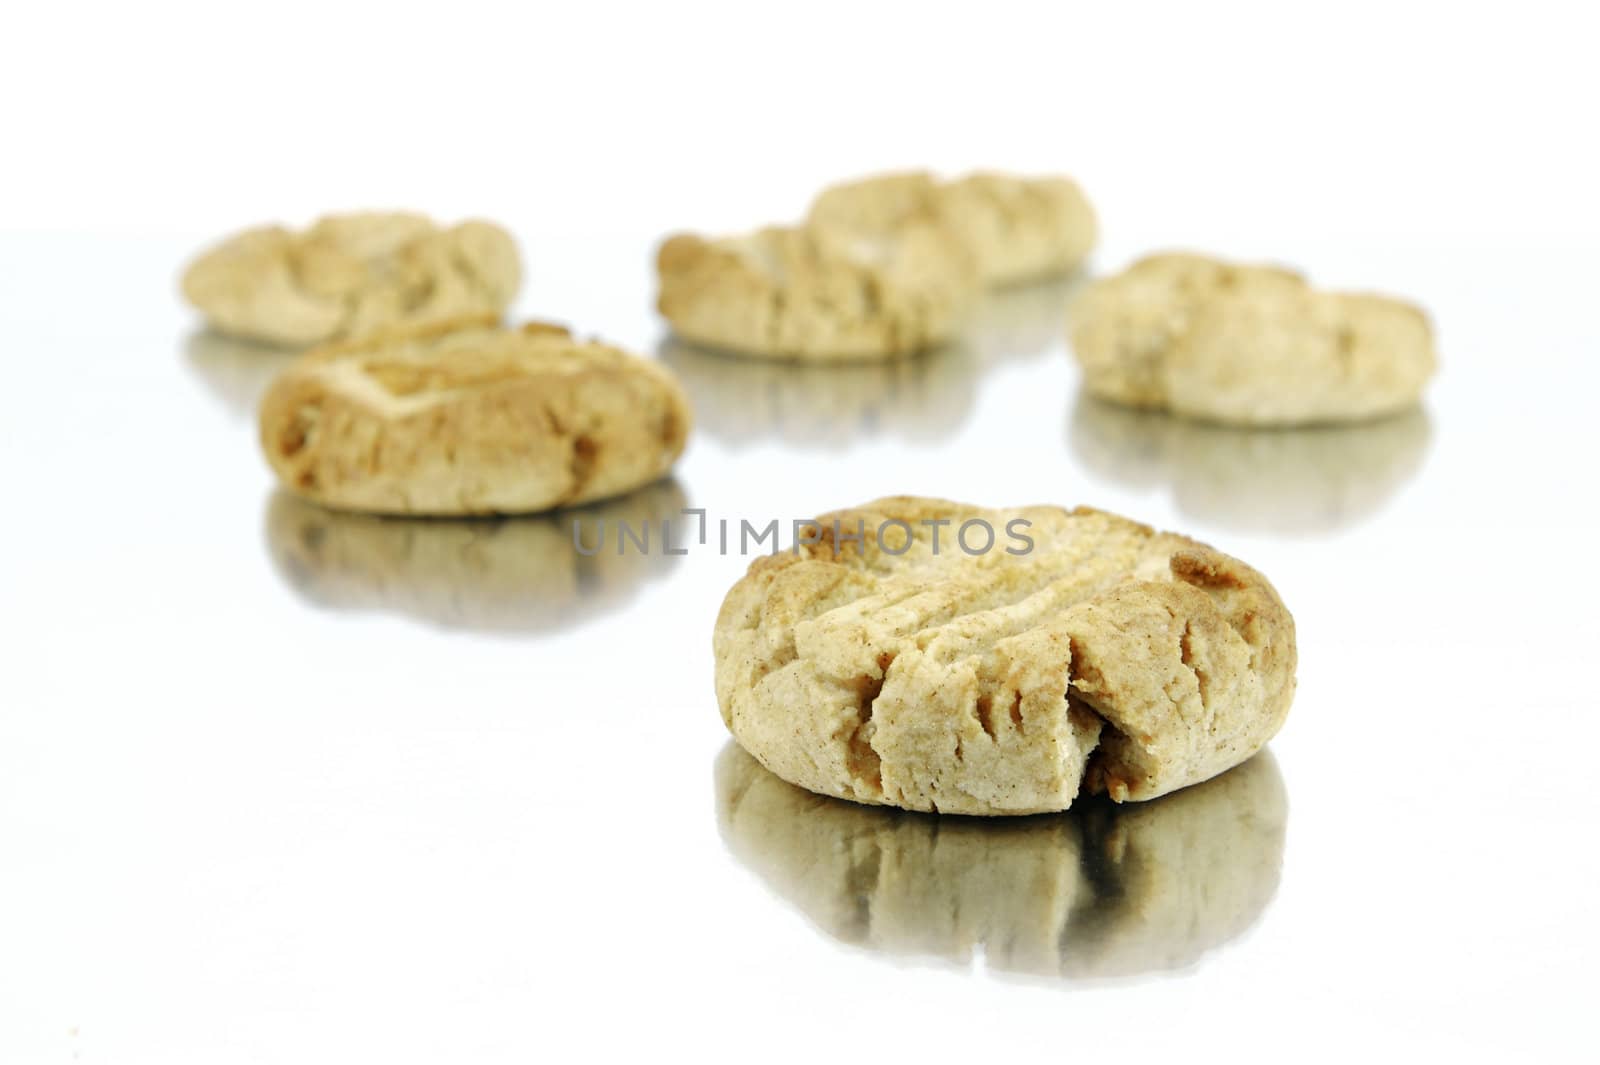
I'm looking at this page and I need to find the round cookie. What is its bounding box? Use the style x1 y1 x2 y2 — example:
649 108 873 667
259 316 691 515
1069 252 1437 426
655 223 977 361
716 743 1286 978
183 211 521 347
808 170 1098 286
713 497 1296 816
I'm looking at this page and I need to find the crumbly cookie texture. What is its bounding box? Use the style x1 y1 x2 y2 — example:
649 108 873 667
655 223 977 361
808 170 1098 286
716 743 1286 978
713 497 1295 816
259 316 691 516
183 211 521 347
1069 252 1436 426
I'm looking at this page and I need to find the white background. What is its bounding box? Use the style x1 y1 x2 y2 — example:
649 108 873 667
2 2 1598 1062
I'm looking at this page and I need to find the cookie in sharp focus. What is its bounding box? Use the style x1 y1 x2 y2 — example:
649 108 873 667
713 497 1296 816
259 315 691 516
808 170 1098 286
183 211 521 347
1069 252 1437 426
655 223 978 361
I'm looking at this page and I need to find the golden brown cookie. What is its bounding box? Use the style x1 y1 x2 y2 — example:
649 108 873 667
716 743 1286 978
259 316 690 516
714 498 1295 816
655 224 977 361
1069 252 1436 426
809 170 1098 286
182 211 521 346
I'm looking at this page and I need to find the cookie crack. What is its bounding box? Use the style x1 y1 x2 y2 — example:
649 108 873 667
1179 619 1212 714
840 650 895 796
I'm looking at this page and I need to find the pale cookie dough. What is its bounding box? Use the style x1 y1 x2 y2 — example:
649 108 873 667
809 170 1098 286
655 223 977 361
714 497 1295 816
1069 252 1436 426
183 211 521 346
716 744 1286 978
259 316 691 515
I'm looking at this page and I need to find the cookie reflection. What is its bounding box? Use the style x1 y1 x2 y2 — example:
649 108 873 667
716 744 1286 981
265 479 688 633
1070 395 1432 535
964 272 1082 364
184 329 299 418
659 339 979 447
660 277 1080 448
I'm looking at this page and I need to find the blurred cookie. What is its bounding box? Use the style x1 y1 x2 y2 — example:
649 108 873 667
716 744 1286 979
266 480 687 632
182 211 521 346
809 170 1097 286
1070 252 1436 426
655 224 976 361
714 497 1296 816
259 316 690 515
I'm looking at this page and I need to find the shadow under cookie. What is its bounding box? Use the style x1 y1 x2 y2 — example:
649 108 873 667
1068 394 1433 536
183 328 300 418
264 478 689 634
714 743 1286 982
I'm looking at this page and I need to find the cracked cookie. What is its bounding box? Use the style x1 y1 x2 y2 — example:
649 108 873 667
713 497 1295 816
182 211 521 346
655 223 977 361
1069 252 1436 426
259 315 691 515
809 170 1098 286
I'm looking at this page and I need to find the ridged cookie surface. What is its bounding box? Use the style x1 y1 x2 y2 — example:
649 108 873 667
655 224 977 361
713 498 1295 816
809 170 1098 286
183 211 521 347
259 316 690 516
1070 252 1436 426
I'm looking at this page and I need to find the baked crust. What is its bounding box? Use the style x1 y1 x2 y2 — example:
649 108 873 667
182 211 521 346
655 224 977 361
1069 252 1437 426
713 497 1295 816
258 316 691 515
809 170 1098 286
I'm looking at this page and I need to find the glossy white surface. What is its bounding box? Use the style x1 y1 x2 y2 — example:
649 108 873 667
3 3 1598 1061
3 224 1595 1061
